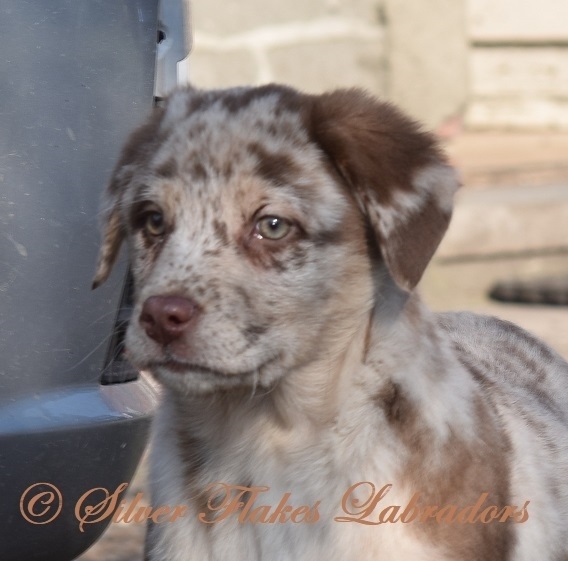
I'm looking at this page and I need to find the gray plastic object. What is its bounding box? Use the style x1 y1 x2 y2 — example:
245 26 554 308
155 0 192 99
0 1 189 559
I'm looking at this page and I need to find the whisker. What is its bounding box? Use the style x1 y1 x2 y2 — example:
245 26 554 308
87 306 133 328
63 331 114 373
248 369 259 400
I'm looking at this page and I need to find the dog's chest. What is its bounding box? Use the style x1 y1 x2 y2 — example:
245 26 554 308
153 460 442 561
149 405 446 561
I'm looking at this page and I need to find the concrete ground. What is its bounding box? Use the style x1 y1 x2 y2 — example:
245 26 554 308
75 131 568 561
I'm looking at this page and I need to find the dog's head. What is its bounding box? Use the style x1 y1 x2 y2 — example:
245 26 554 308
93 85 458 393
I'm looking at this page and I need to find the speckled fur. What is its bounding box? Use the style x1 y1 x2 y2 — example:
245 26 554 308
94 85 568 561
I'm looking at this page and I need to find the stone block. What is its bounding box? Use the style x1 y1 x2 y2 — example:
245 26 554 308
267 37 386 95
466 98 568 130
470 47 568 96
469 0 568 41
191 0 383 36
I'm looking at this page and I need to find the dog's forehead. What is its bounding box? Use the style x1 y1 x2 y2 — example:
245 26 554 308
151 87 311 180
131 87 348 226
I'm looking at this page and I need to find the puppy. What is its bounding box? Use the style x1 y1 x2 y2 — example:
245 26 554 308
93 85 568 561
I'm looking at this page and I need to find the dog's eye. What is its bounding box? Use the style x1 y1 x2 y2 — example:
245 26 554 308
143 210 166 237
256 216 291 240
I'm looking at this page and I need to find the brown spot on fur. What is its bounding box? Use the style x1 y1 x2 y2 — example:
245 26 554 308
410 350 515 558
212 219 229 245
190 121 206 137
312 228 344 247
234 286 252 309
188 160 208 182
222 160 233 179
203 247 221 257
372 355 513 558
249 142 300 187
186 93 214 116
374 380 411 425
288 245 309 268
243 323 269 345
254 252 289 273
405 398 514 559
155 157 178 178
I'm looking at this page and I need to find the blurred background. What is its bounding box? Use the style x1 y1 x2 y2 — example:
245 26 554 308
78 0 568 559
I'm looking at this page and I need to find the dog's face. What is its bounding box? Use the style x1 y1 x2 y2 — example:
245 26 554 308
93 85 459 394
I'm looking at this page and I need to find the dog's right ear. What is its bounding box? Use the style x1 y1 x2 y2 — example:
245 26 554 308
92 107 165 289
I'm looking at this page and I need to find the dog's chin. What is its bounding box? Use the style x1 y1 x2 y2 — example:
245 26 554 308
140 357 284 396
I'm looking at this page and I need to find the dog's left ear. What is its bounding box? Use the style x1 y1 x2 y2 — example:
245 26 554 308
92 202 125 290
310 89 459 292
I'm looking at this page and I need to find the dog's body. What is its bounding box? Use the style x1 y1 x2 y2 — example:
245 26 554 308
94 85 568 561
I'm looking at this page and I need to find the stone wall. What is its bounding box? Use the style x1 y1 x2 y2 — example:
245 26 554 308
184 0 568 130
187 1 385 96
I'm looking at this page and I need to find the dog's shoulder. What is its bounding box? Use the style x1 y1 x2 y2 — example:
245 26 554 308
436 310 568 417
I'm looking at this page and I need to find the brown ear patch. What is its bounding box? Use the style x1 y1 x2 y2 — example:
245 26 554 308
311 90 437 205
369 182 454 292
310 89 459 291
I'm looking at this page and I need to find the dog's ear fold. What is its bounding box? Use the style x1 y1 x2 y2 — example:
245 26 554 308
92 107 165 289
310 89 459 292
92 203 124 290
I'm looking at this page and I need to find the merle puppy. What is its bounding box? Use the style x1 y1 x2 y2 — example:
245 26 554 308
94 84 568 561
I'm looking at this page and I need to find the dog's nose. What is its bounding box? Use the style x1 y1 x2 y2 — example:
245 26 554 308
139 295 200 345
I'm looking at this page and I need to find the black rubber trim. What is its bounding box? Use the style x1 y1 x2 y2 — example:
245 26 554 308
100 271 139 384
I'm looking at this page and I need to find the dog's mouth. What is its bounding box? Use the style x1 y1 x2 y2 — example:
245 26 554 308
153 358 241 378
144 354 280 381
